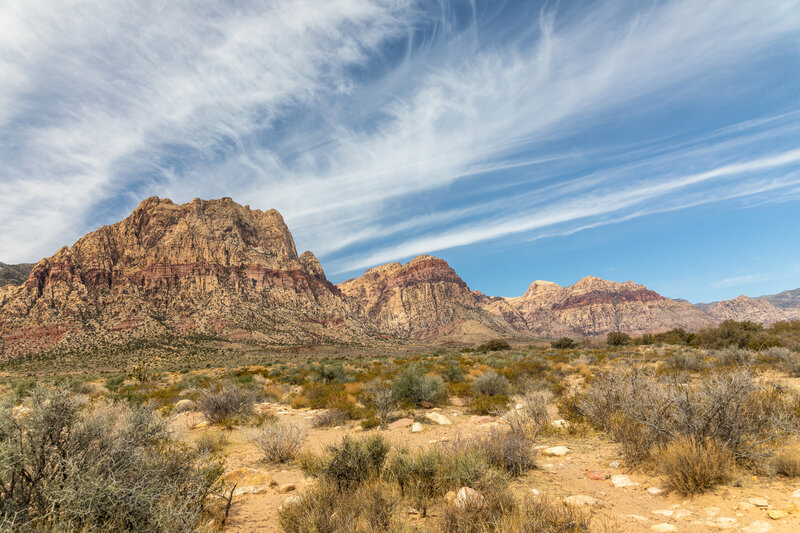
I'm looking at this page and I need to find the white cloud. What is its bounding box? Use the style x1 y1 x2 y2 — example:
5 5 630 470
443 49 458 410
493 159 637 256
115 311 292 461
711 274 768 289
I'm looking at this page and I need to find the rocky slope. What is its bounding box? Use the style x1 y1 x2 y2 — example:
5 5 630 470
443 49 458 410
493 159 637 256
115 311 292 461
700 295 800 324
0 197 378 358
337 256 516 341
757 287 800 309
481 276 717 337
0 262 35 286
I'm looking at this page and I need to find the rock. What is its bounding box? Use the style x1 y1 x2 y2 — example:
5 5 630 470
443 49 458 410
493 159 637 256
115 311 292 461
650 524 678 532
411 422 423 433
742 521 772 533
450 397 465 407
174 399 196 412
444 490 457 505
748 497 769 508
564 495 598 507
705 517 737 530
652 510 674 517
767 510 787 520
543 446 570 457
278 484 296 494
388 418 414 430
648 487 664 496
611 474 638 488
454 487 484 510
12 405 31 420
529 488 540 496
793 488 800 499
278 496 301 512
425 412 452 425
674 510 692 519
609 461 621 468
551 419 570 429
222 468 275 495
704 507 720 518
584 471 608 481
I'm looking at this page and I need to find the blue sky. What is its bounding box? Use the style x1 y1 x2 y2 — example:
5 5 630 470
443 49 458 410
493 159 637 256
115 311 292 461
1 0 799 303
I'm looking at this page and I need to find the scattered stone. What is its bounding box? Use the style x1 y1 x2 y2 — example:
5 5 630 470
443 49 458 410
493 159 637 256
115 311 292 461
704 507 720 518
388 418 414 430
650 524 678 532
626 515 649 522
515 402 524 410
175 399 196 412
411 422 423 433
529 488 541 496
564 495 598 507
425 412 452 425
551 419 570 429
444 491 456 505
543 446 570 457
742 520 772 533
652 510 674 517
705 517 737 530
455 487 484 510
767 510 787 520
674 510 692 519
793 488 800 499
584 471 608 481
278 484 295 494
737 502 757 511
648 487 665 496
449 397 465 407
278 496 301 512
748 497 769 508
611 474 639 488
609 461 621 468
222 467 275 495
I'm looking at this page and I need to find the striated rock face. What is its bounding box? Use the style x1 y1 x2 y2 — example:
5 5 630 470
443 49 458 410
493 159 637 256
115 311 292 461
701 295 800 324
0 197 377 358
337 255 515 340
0 262 35 287
483 276 717 337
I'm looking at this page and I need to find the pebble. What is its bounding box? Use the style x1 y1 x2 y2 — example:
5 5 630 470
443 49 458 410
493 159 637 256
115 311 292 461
551 419 570 428
767 510 787 520
748 497 769 508
611 474 639 488
388 418 414 430
650 524 678 532
278 496 300 512
564 495 598 507
455 487 484 510
742 521 772 533
584 471 607 481
648 487 665 496
425 412 452 425
411 422 423 433
793 488 800 499
529 488 540 495
543 446 570 457
609 461 621 468
652 509 673 517
278 484 295 494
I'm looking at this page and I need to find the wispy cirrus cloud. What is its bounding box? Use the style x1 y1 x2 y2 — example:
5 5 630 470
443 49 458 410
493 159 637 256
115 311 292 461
711 274 769 289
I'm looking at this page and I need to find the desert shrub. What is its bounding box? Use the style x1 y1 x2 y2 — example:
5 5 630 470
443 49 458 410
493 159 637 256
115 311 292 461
713 346 756 366
356 479 400 531
0 387 222 532
250 420 307 463
312 408 348 428
362 379 396 423
765 347 800 377
653 328 694 345
197 382 255 426
578 366 799 466
195 431 230 455
310 363 351 384
664 351 709 372
551 337 576 349
472 371 510 397
442 362 466 383
479 339 511 351
774 448 800 477
477 429 537 476
438 470 514 533
505 389 552 435
105 374 126 391
470 394 510 415
657 436 734 495
607 331 631 346
498 495 590 533
693 320 780 350
278 480 359 533
301 435 390 492
393 366 446 407
388 448 443 517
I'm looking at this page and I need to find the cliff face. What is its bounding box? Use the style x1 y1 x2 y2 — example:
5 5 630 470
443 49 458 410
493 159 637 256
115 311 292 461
757 288 800 310
0 197 375 357
0 262 35 287
337 255 515 340
482 276 717 336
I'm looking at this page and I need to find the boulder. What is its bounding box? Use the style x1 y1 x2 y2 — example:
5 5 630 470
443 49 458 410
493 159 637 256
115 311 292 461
175 399 196 412
425 412 452 425
455 487 484 510
411 422 423 433
388 418 414 430
564 495 598 507
542 446 570 457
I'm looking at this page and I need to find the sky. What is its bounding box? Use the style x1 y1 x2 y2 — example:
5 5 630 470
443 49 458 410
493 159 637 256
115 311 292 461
1 0 799 303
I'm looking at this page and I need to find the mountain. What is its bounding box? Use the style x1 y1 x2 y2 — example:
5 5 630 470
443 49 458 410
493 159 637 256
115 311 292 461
337 255 516 342
0 197 379 358
0 262 35 286
3 195 799 360
481 277 717 337
757 288 800 309
700 295 800 324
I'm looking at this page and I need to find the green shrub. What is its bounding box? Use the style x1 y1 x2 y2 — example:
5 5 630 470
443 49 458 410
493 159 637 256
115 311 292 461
472 371 510 397
469 394 510 415
551 337 576 349
442 362 465 383
197 382 255 426
393 366 446 407
250 420 307 463
479 339 511 351
607 331 631 346
301 435 390 492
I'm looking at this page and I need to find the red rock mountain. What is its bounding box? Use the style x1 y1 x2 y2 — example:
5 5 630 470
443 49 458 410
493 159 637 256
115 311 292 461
2 196 797 359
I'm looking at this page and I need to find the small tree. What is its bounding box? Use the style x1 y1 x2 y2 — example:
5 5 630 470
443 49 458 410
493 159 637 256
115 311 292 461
607 331 631 346
551 337 575 349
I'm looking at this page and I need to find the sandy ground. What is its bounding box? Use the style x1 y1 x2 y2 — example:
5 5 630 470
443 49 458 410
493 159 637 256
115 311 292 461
171 405 800 533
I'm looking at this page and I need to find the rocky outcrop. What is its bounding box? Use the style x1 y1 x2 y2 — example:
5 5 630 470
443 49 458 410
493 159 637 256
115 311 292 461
0 262 35 287
337 255 515 340
0 197 378 358
757 288 800 309
483 276 717 337
701 295 800 324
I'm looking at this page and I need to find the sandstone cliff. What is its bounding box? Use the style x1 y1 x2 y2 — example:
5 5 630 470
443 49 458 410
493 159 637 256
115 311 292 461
701 295 800 324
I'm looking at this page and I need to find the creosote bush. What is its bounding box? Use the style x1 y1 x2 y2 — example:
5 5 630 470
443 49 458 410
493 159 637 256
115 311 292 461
251 420 307 463
300 434 390 492
197 381 255 426
472 371 510 397
393 365 446 407
312 408 348 428
657 436 734 495
0 386 222 532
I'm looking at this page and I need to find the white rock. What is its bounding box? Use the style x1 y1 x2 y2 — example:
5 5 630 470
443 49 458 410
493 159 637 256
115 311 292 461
652 510 674 517
748 497 769 508
551 419 570 429
564 495 598 507
648 487 665 496
411 422 423 433
611 474 639 488
650 524 678 532
278 496 301 512
674 510 692 519
704 507 720 518
543 446 570 457
626 514 649 522
529 488 541 496
792 488 800 499
425 412 452 425
705 517 738 530
455 487 484 510
609 461 621 468
742 521 772 533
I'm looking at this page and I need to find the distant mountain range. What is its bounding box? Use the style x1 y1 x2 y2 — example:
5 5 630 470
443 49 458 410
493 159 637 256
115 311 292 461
0 262 35 286
1 197 798 360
